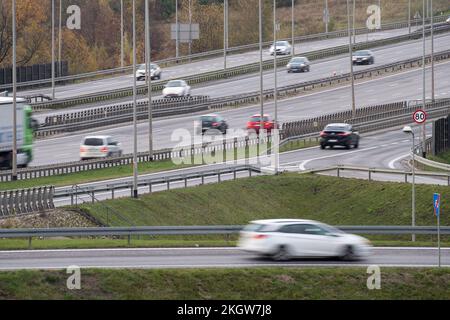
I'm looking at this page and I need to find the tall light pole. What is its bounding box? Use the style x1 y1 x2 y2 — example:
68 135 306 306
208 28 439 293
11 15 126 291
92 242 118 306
352 0 356 45
347 0 356 119
176 0 179 58
431 0 435 102
259 0 264 133
403 126 416 242
291 0 295 56
325 0 329 34
12 0 17 181
224 0 228 69
132 0 138 199
274 0 279 174
145 0 153 160
51 0 56 99
58 0 62 77
408 0 411 34
422 0 426 157
189 0 192 57
120 0 124 68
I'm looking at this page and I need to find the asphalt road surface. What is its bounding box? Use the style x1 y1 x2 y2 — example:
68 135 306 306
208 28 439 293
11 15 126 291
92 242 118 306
33 32 450 117
21 26 414 100
0 247 447 270
31 59 450 166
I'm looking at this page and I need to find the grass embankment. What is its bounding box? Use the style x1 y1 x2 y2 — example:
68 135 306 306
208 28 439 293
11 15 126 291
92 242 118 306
0 140 317 191
82 173 450 228
429 150 450 165
1 268 450 300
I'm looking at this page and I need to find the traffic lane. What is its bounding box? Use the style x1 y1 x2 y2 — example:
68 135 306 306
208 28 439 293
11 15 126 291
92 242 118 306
0 247 448 270
291 125 432 171
31 60 450 167
33 31 450 119
21 26 413 100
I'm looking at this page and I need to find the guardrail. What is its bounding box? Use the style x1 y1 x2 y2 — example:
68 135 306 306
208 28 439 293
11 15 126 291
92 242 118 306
34 49 450 137
0 135 271 182
27 23 450 111
56 165 262 206
0 186 55 217
301 165 450 185
2 16 443 94
0 226 448 248
40 95 209 126
5 97 450 182
282 98 450 139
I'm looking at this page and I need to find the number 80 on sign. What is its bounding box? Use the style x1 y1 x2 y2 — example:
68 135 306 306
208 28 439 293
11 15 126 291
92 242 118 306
413 110 427 124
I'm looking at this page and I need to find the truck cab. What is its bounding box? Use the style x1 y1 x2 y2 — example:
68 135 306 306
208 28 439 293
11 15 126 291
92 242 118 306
0 97 36 169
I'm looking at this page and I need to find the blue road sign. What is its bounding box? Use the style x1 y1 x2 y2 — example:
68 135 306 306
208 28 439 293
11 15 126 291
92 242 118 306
434 193 441 217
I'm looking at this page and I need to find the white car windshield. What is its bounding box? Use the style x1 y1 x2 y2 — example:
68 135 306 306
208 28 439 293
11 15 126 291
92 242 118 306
166 81 184 87
274 41 288 47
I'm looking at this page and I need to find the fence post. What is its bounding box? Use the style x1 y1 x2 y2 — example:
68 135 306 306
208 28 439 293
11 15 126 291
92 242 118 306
28 237 32 250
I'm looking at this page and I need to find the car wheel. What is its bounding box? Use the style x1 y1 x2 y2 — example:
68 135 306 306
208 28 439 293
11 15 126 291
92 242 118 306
272 245 291 261
345 143 351 150
340 245 356 261
354 143 359 149
320 144 326 150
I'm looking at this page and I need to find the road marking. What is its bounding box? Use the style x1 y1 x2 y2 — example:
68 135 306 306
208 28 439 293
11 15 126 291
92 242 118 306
388 153 410 169
297 146 379 171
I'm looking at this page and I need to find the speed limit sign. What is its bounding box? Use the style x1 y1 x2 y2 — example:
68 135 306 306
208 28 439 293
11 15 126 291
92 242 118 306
413 110 427 124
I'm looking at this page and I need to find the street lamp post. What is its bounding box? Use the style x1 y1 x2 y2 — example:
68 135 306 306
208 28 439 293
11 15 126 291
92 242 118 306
224 0 228 69
431 0 435 102
58 0 62 77
408 0 411 34
120 0 124 68
132 0 138 199
176 0 179 58
422 0 426 157
347 0 356 119
145 0 153 160
274 0 279 174
51 0 56 99
259 0 264 134
403 126 416 242
12 0 17 181
291 0 295 56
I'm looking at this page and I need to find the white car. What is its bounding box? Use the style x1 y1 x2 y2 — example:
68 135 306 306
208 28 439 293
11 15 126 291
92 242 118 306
446 16 450 24
80 136 123 161
239 219 372 261
162 80 191 98
269 41 292 56
136 63 162 81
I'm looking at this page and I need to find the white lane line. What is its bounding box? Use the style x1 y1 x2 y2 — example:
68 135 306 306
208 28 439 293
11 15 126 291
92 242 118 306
388 153 410 169
0 264 449 271
297 146 380 171
1 247 446 255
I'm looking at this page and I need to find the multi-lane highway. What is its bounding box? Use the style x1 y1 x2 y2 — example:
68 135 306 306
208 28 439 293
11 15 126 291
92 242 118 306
0 247 447 270
21 26 414 100
32 59 450 166
33 32 450 118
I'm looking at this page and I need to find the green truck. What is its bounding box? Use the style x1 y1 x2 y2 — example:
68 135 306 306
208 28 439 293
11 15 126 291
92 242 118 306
0 96 38 169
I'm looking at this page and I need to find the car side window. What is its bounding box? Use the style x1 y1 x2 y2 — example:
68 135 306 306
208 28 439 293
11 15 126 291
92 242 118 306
302 224 329 236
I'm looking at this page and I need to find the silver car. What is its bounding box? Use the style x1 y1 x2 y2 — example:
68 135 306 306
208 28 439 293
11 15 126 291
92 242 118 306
162 80 191 98
269 41 292 56
136 63 162 81
80 136 123 161
239 219 372 261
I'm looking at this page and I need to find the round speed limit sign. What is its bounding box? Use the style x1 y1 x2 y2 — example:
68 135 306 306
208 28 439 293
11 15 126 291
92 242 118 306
413 110 427 124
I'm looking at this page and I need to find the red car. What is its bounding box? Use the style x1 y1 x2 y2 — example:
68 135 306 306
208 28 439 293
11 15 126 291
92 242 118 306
247 114 276 134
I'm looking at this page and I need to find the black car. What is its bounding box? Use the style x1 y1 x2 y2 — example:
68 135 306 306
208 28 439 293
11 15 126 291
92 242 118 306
352 50 375 65
287 57 311 73
198 114 228 135
320 124 360 149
